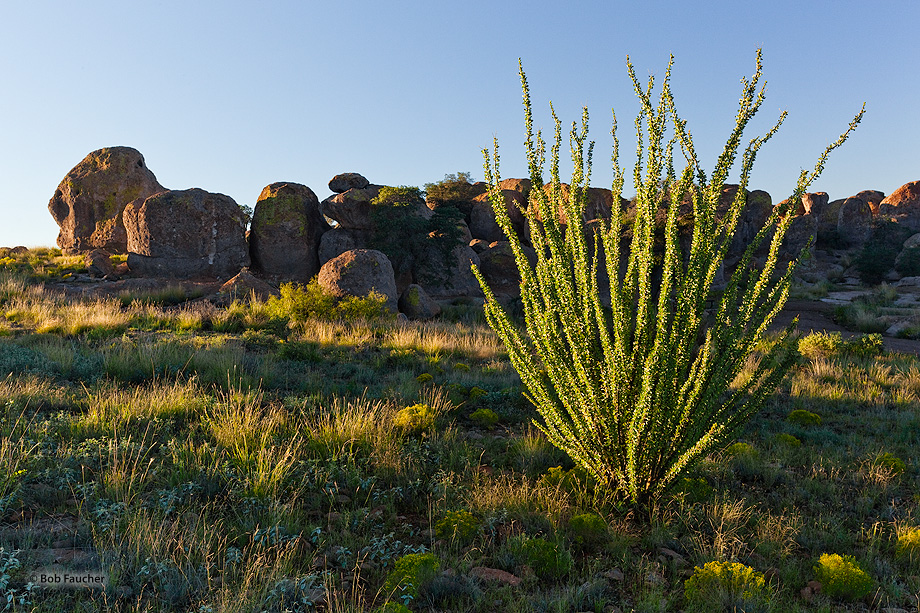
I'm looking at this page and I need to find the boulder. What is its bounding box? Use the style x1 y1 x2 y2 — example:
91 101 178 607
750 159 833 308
318 227 367 266
249 182 329 281
321 185 432 231
499 177 532 197
414 244 483 298
469 238 489 253
85 249 116 278
725 187 773 258
317 249 397 311
878 181 920 231
425 180 488 216
816 198 847 242
800 192 828 217
855 189 885 215
837 196 874 246
398 284 441 320
328 172 369 194
469 190 527 243
320 185 381 230
781 213 817 258
215 270 279 301
477 241 538 298
124 188 250 278
48 147 165 254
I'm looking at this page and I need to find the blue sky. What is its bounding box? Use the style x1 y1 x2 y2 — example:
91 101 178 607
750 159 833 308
0 1 916 247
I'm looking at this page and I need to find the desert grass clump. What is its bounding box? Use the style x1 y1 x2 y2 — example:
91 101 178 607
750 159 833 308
683 561 771 612
473 51 863 506
813 553 873 602
798 331 843 359
393 403 437 434
896 527 920 562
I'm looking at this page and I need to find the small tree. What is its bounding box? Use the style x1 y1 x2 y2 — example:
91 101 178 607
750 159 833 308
474 51 863 506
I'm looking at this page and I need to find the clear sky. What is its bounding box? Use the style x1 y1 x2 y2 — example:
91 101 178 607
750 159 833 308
0 1 916 248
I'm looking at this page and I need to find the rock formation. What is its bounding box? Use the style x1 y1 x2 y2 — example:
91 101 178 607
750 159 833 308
48 147 165 254
249 182 329 281
878 181 920 231
317 249 398 312
124 188 250 278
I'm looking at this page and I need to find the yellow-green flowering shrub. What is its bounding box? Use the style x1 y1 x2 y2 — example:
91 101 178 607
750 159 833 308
798 331 843 359
415 373 433 384
896 527 920 560
683 561 770 612
383 553 440 603
469 408 499 428
393 404 436 434
874 452 906 474
787 409 821 427
813 553 872 601
434 510 480 544
773 433 801 447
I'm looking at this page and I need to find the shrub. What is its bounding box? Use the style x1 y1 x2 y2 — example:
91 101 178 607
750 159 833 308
267 280 389 322
424 172 479 209
567 512 607 549
846 333 884 357
473 52 862 506
787 409 821 426
874 452 906 474
683 561 770 612
813 553 873 601
895 246 920 277
383 553 440 603
469 408 499 428
434 510 480 544
798 331 843 359
896 527 920 560
416 373 433 384
369 185 465 284
855 222 911 284
773 433 801 447
539 465 595 495
393 404 436 434
507 536 572 580
725 442 758 458
467 386 487 400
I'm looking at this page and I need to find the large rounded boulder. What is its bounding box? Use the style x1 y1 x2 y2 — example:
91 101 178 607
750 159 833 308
317 249 398 312
124 188 250 278
878 181 920 231
328 172 370 194
249 182 330 281
837 196 875 246
48 147 165 254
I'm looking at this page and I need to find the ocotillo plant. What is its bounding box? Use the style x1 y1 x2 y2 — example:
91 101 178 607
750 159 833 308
473 51 863 506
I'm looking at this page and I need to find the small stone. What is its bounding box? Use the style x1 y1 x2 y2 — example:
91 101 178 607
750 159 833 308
807 580 822 593
469 566 522 586
602 568 624 582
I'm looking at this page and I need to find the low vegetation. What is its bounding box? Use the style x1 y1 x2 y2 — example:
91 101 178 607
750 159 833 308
0 251 919 612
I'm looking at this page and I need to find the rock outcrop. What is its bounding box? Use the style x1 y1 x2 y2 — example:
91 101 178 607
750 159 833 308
124 188 250 278
878 181 920 231
837 196 875 246
48 147 165 254
249 182 329 281
397 284 441 320
328 172 370 194
317 249 398 312
469 190 527 244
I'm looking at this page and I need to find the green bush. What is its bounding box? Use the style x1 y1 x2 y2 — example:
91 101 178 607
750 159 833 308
798 331 843 359
369 185 465 284
473 51 862 506
874 452 906 474
383 553 440 603
895 246 920 276
773 433 801 447
267 280 390 322
469 408 499 428
683 561 771 612
567 513 607 549
855 222 911 284
725 442 758 458
846 333 884 357
507 536 572 580
813 553 873 601
434 510 480 544
539 465 595 495
787 409 821 427
416 373 433 384
424 172 480 210
393 404 437 434
896 527 920 560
